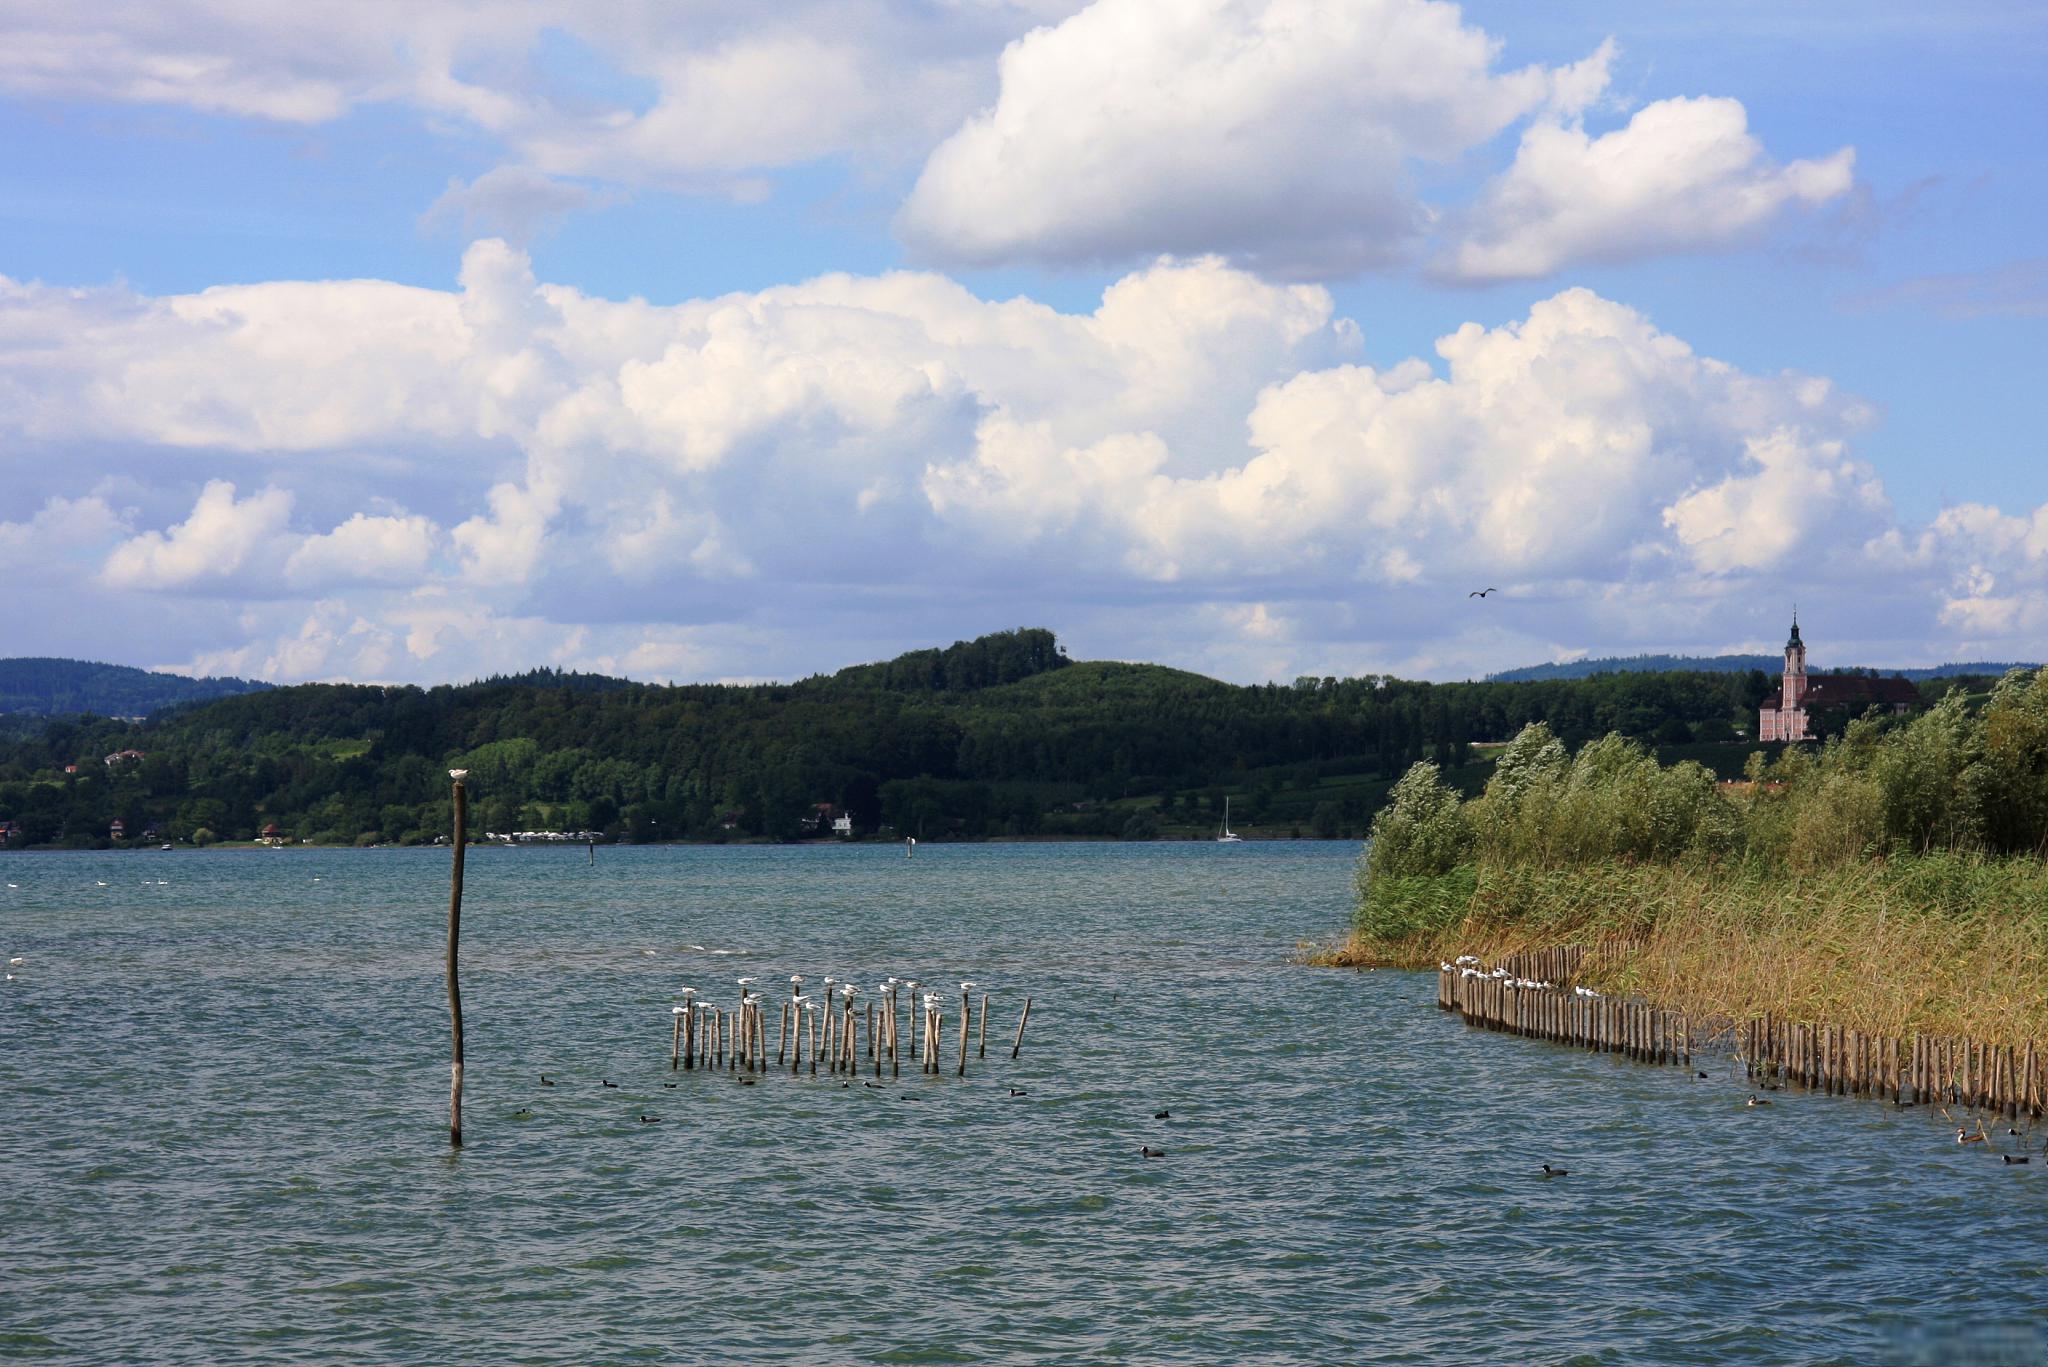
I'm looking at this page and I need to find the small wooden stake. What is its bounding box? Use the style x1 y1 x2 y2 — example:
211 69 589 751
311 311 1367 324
978 993 989 1060
1011 996 1033 1060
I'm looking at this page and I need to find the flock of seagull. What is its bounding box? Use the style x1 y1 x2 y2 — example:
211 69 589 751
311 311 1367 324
1443 954 1604 999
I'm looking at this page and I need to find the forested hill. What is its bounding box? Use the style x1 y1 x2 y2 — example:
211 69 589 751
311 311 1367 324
0 658 272 717
1488 654 2037 682
0 628 2000 850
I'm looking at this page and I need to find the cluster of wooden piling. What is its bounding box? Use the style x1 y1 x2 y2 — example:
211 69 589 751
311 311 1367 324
1741 1017 2045 1117
667 979 1032 1081
1438 956 1692 1068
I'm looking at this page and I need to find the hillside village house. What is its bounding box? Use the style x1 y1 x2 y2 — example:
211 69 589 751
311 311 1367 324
104 749 146 767
1758 616 1921 742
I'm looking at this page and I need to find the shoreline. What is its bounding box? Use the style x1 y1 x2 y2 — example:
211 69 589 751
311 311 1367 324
1 833 1354 854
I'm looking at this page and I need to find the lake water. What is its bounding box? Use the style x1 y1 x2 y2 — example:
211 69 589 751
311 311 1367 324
3 842 2046 1365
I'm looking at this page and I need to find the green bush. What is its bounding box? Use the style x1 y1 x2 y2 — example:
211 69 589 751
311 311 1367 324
1364 761 1470 881
1349 670 2048 945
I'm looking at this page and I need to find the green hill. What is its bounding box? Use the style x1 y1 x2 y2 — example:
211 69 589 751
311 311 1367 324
0 658 272 717
1487 654 2036 682
0 628 2005 850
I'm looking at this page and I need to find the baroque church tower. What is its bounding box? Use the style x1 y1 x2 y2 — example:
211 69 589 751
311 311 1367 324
1781 612 1807 712
1759 611 1812 742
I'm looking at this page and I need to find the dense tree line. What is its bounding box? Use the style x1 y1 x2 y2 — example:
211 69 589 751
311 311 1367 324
0 628 1988 850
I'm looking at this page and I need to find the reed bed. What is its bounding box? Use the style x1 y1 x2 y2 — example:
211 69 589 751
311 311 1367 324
1314 854 2048 1048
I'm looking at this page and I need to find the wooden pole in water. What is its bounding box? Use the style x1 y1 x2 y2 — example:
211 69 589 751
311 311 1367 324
1011 996 1033 1060
822 981 836 1072
889 997 899 1077
445 773 467 1148
672 1010 683 1070
978 993 989 1060
957 988 970 1077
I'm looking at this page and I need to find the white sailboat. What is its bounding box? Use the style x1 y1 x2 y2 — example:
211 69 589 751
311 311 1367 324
1216 796 1243 843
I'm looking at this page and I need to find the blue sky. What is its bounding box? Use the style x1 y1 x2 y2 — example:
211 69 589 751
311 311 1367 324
1 0 2044 684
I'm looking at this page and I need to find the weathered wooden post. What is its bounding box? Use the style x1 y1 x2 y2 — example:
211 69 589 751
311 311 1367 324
445 769 468 1148
957 986 970 1078
672 1007 684 1070
906 981 922 1062
978 993 989 1060
1011 996 1033 1060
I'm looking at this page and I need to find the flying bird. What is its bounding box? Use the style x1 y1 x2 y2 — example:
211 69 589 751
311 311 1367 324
1468 587 1498 598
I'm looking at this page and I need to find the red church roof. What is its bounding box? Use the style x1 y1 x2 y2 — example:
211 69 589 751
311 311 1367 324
1799 674 1921 708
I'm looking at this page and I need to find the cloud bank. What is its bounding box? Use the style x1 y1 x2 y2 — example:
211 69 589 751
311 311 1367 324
2 244 2042 684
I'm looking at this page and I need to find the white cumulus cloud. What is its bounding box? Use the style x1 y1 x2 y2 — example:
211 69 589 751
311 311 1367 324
101 480 294 590
284 512 439 589
1439 97 1855 283
899 0 1567 277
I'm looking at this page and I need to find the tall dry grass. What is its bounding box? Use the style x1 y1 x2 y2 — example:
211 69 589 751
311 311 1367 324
1315 855 2048 1047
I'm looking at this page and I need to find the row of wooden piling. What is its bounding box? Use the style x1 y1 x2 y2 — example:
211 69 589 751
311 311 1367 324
1741 1016 2046 1117
1439 965 1691 1067
668 984 1033 1080
1437 948 2048 1122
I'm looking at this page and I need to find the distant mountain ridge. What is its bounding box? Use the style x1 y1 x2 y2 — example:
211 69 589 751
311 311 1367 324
0 658 274 717
1486 654 2038 683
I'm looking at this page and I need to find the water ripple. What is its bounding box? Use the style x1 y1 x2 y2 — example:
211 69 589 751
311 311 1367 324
3 843 2042 1362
